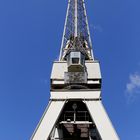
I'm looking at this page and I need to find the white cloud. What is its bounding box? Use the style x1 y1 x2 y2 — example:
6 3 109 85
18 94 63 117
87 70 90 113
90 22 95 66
90 24 103 32
126 73 140 103
93 25 103 32
126 73 140 93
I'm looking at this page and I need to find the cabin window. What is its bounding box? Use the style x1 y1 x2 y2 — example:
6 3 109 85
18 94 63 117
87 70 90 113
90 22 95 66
72 58 79 64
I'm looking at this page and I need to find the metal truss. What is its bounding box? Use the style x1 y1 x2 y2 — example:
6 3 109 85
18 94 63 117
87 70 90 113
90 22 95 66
59 0 94 60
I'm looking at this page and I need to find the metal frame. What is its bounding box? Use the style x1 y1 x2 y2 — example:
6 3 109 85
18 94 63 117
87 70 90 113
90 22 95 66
59 0 71 61
30 1 120 140
59 0 94 60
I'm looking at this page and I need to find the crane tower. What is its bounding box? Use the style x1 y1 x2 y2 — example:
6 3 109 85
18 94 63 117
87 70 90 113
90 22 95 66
30 0 120 140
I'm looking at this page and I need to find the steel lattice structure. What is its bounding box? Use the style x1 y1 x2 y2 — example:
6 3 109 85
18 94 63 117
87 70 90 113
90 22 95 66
30 1 120 140
59 0 93 60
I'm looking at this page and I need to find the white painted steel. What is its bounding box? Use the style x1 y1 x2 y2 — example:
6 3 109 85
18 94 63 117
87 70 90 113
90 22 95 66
51 61 67 80
51 91 101 99
60 121 93 124
52 80 65 84
53 127 63 140
59 0 71 61
30 101 65 140
87 80 100 84
85 101 120 140
82 0 94 59
85 61 101 79
51 61 101 80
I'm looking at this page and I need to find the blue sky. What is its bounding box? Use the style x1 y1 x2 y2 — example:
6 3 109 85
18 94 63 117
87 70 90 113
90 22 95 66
0 0 140 139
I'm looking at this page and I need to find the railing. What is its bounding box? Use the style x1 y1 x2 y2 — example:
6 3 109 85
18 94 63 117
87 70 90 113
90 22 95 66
63 111 89 121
